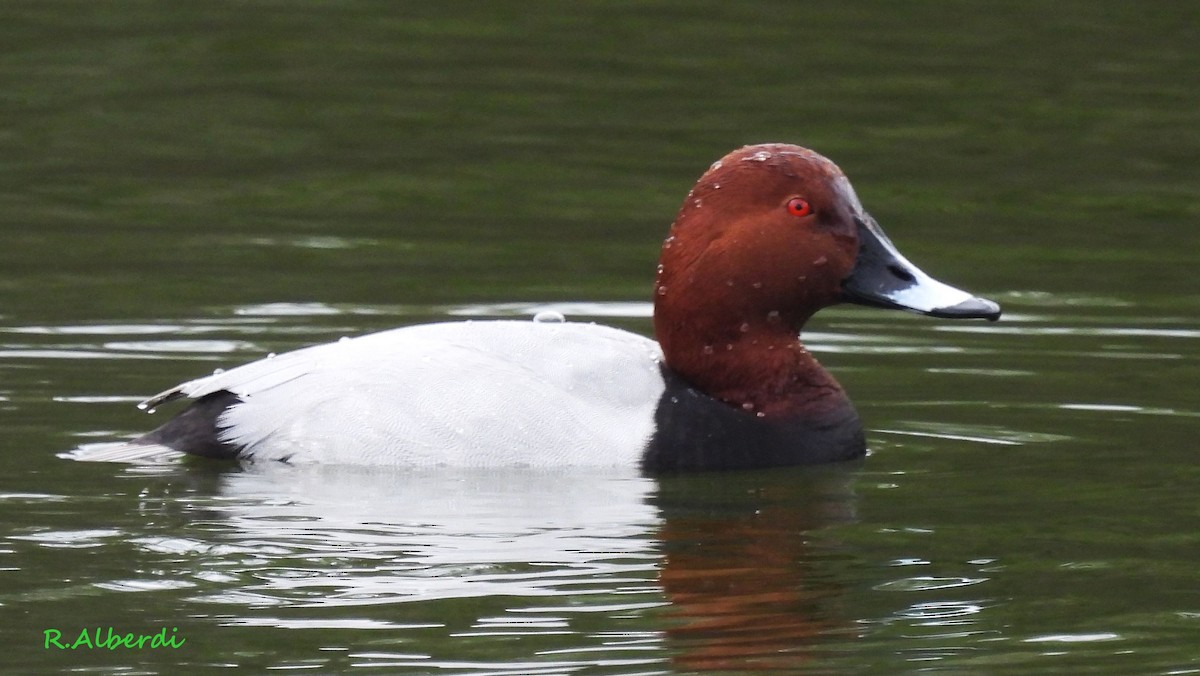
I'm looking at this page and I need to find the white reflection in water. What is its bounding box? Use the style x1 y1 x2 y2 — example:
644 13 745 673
103 340 257 353
8 527 125 548
875 576 988 593
897 600 987 623
235 302 348 317
1024 632 1122 643
176 464 663 610
935 325 1200 338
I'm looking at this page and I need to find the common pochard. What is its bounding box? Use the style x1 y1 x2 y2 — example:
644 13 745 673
87 144 999 471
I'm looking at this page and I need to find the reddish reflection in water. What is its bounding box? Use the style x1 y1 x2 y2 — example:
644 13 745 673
655 467 859 671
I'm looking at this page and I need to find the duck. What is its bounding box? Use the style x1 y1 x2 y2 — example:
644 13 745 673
88 143 1000 471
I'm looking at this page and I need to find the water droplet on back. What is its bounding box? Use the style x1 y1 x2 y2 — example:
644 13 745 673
533 310 565 323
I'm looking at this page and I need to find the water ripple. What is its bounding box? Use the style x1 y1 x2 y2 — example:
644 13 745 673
874 576 989 592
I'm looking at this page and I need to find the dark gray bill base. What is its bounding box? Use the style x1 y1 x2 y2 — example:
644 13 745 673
841 215 1001 321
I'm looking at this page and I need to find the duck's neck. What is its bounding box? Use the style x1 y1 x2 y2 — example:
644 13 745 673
654 313 851 420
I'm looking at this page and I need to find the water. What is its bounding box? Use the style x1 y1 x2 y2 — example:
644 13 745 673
3 1 1200 673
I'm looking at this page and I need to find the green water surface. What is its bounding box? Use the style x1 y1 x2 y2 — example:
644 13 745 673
2 2 1199 673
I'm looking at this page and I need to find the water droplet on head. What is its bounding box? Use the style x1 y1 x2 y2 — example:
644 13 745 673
767 310 781 324
752 282 762 289
756 411 766 418
813 256 828 266
742 402 755 411
710 160 723 171
533 310 565 323
713 182 722 190
725 280 735 287
750 150 772 162
656 286 668 297
702 345 714 355
693 198 703 208
739 322 750 333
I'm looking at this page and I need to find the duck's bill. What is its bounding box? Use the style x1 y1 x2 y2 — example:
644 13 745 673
841 215 1001 321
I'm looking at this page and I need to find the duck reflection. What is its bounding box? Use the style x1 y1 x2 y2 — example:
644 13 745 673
131 460 857 670
654 465 860 671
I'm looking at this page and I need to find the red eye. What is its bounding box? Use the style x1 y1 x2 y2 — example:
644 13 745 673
786 197 812 217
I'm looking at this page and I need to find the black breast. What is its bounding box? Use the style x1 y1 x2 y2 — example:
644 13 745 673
642 367 866 472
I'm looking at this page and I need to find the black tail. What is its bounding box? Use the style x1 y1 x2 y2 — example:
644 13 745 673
136 390 245 460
